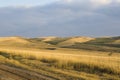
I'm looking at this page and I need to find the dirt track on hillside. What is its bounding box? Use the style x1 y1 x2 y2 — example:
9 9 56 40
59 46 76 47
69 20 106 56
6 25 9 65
0 64 55 80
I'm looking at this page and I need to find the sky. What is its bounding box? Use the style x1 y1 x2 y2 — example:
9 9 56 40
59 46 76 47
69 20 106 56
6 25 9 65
0 0 120 37
0 0 58 7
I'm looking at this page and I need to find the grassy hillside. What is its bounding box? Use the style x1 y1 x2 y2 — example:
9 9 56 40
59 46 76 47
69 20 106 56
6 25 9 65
0 48 120 80
0 37 56 49
0 36 120 80
85 36 120 47
57 37 94 46
60 36 120 53
44 37 70 45
0 36 119 52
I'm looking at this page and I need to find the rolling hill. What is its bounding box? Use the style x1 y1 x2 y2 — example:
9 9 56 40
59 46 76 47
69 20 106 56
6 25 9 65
0 36 120 52
0 36 29 44
0 36 120 80
0 36 55 49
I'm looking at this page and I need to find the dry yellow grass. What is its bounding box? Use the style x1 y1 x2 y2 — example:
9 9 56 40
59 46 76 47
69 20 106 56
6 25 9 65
0 36 120 79
41 36 57 42
113 39 120 44
0 47 120 75
67 37 94 43
0 37 29 44
58 37 94 46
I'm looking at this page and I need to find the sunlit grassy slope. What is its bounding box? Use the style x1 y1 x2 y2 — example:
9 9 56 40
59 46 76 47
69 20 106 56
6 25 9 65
0 36 56 49
0 36 120 80
59 36 120 52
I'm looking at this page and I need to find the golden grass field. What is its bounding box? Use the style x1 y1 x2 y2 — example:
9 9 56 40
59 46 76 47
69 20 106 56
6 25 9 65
0 47 120 80
0 36 120 80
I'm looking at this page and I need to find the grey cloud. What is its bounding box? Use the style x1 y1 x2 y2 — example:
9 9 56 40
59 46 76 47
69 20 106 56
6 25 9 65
0 0 120 37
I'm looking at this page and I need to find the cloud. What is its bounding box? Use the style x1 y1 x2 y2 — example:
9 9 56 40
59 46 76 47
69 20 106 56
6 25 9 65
116 0 120 3
63 0 73 3
0 0 120 37
61 0 120 7
90 0 112 6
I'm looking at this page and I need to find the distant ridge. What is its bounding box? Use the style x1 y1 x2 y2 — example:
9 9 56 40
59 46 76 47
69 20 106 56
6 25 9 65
40 36 57 42
0 36 119 52
58 36 95 46
0 36 29 44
